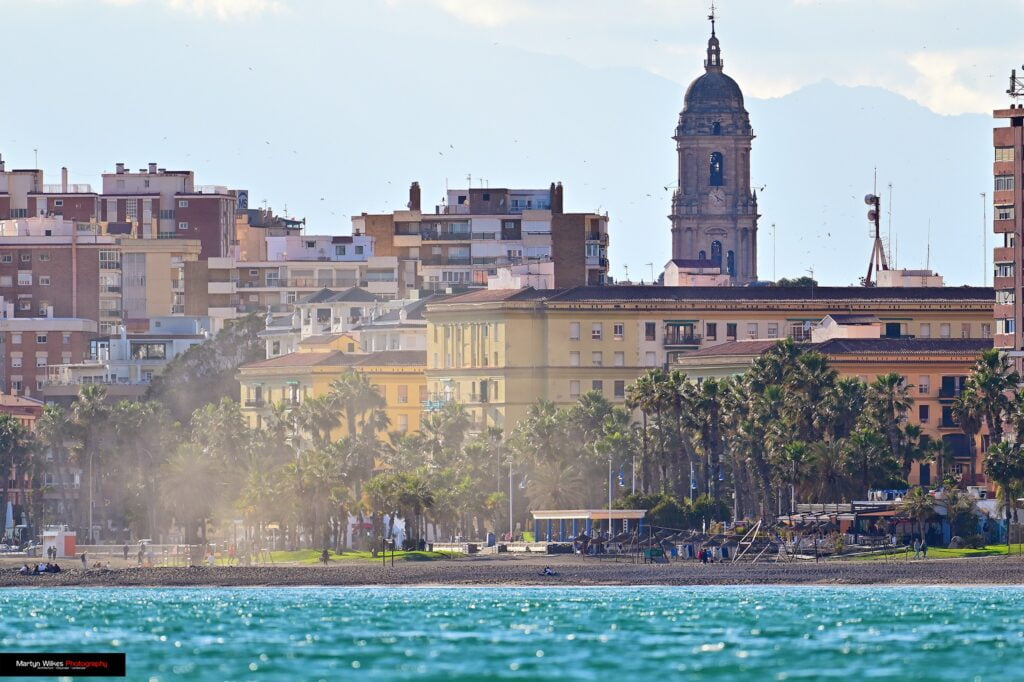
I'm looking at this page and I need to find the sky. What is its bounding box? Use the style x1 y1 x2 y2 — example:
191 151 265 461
1 0 1021 285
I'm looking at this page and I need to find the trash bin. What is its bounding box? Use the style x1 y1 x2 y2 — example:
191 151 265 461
486 533 496 547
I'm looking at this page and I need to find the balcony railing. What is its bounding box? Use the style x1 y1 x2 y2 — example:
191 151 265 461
939 387 964 399
664 333 702 347
421 256 471 266
422 231 472 241
244 399 265 408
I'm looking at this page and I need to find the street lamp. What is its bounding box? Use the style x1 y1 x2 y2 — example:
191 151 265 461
508 458 513 541
608 454 613 539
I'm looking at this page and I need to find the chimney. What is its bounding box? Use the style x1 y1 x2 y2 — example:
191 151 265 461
115 162 125 174
61 167 68 193
0 153 4 172
149 162 157 174
408 181 421 211
551 181 564 214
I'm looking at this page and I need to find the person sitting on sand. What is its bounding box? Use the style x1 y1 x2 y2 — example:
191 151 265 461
51 563 61 573
18 564 31 575
539 567 557 576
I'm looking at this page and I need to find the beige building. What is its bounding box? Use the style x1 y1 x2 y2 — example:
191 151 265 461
424 285 995 431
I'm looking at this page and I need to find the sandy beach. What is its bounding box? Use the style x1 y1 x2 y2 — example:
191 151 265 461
4 553 1024 588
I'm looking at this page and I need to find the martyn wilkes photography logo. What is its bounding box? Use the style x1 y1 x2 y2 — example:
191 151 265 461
0 653 126 677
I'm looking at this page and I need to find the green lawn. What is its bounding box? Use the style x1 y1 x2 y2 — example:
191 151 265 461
268 549 462 564
853 544 1024 560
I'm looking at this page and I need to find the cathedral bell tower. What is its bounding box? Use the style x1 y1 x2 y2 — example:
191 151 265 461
670 17 759 283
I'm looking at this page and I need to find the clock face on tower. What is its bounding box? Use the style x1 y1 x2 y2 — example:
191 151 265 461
707 188 726 213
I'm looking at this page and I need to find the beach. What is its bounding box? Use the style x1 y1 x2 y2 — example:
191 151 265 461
4 553 1024 588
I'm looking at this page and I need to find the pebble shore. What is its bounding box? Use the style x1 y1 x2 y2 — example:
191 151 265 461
4 554 1024 587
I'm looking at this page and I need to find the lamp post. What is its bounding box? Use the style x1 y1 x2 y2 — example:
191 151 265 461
88 449 94 544
608 454 613 539
508 459 513 541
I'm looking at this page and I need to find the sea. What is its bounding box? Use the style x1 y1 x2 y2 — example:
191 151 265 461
0 586 1020 681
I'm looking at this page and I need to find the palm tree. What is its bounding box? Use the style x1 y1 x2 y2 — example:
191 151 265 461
968 349 1019 444
0 415 30 540
396 471 434 549
295 395 341 449
801 440 855 504
984 441 1024 548
843 428 892 499
162 442 218 559
862 373 914 479
899 486 936 543
36 404 75 528
951 387 985 471
525 459 588 510
328 370 385 438
71 384 109 542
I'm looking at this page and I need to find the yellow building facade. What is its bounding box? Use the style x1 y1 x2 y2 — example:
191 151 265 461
237 349 427 439
424 285 995 431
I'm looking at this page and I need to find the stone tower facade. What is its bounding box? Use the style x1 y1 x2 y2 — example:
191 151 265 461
670 27 759 284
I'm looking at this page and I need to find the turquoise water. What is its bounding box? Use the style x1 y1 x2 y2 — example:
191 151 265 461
1 586 1022 680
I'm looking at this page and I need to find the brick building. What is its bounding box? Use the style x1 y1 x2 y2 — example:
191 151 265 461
993 102 1023 367
0 308 96 398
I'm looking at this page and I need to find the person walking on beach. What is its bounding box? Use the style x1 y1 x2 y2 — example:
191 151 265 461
921 541 928 559
123 543 129 561
80 552 87 569
913 538 921 559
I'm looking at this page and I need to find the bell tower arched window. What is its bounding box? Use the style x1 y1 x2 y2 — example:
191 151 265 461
711 241 723 265
727 250 735 276
709 152 724 186
698 250 707 261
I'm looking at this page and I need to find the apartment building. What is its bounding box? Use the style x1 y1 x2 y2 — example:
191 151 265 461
0 305 96 398
202 235 398 330
42 317 209 404
423 285 995 431
993 102 1023 369
0 157 101 222
235 207 304 262
353 181 610 293
237 349 427 438
101 162 235 259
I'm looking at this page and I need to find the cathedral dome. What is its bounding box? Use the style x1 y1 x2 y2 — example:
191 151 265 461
682 70 745 114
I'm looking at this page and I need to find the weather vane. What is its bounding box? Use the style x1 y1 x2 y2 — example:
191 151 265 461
708 2 717 35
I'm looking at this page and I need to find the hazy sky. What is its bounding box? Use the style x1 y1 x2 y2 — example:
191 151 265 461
1 0 1020 284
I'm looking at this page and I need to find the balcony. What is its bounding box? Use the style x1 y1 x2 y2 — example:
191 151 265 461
663 333 702 348
938 387 964 399
422 230 471 241
993 247 1014 263
421 256 471 266
244 399 265 408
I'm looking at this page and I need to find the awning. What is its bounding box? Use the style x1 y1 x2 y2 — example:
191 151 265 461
857 510 903 517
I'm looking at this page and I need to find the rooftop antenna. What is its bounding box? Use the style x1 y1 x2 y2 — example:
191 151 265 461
864 186 889 286
623 264 630 283
926 220 931 271
33 148 38 169
646 262 655 283
466 173 472 189
886 181 893 264
1008 67 1024 99
772 222 777 281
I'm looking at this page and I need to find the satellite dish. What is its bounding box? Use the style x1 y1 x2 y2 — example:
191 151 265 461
864 194 877 205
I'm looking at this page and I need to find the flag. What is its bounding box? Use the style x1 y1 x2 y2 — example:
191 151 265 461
617 467 625 488
690 462 697 490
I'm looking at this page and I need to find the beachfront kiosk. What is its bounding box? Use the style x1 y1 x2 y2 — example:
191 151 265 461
530 509 647 542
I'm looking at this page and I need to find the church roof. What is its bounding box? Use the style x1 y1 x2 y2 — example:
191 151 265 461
683 70 745 114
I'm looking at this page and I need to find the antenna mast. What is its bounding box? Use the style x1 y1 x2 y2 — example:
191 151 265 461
864 189 889 286
1008 67 1024 99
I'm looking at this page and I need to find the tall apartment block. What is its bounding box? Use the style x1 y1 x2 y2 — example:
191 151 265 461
353 182 610 292
993 103 1023 366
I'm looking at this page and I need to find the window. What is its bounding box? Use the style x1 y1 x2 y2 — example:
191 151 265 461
11 334 21 345
10 357 21 369
706 322 717 340
767 323 779 338
995 175 1015 191
996 205 1015 221
37 253 49 262
919 323 931 338
178 222 189 231
569 380 581 398
178 200 189 208
0 276 10 287
18 301 30 311
591 323 602 340
397 385 408 404
614 351 625 367
159 209 174 220
397 414 409 432
0 254 10 263
709 152 724 186
918 404 930 423
961 323 971 338
996 263 1015 278
99 250 119 270
747 323 758 339
10 381 21 393
355 245 364 255
726 323 737 339
569 351 580 367
36 355 47 368
125 199 137 222
645 322 657 341
592 351 603 367
53 199 64 207
939 323 951 338
17 272 31 286
982 323 992 338
304 240 316 248
591 380 604 394
789 322 812 342
918 375 930 395
613 323 624 340
39 276 50 286
335 245 347 256
995 147 1015 162
570 322 581 341
36 333 47 344
614 380 626 399
645 351 657 367
20 253 31 263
